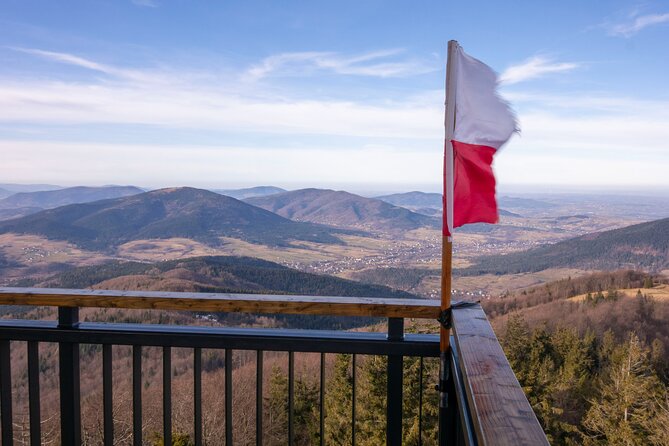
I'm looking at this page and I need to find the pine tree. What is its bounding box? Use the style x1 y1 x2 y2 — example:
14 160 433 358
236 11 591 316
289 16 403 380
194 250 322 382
357 355 387 446
265 366 288 445
582 333 663 445
401 356 439 445
324 354 353 445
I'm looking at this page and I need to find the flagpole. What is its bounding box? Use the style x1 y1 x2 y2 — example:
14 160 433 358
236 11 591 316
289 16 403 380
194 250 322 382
441 40 458 353
439 39 458 446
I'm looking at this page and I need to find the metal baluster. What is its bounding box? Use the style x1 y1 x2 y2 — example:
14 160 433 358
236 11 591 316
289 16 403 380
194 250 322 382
133 345 142 446
194 348 202 446
288 351 294 446
256 350 263 446
103 344 113 446
225 349 232 446
419 356 423 446
0 340 12 446
352 354 357 446
163 346 172 446
386 318 404 446
58 307 81 446
320 353 325 446
27 341 41 446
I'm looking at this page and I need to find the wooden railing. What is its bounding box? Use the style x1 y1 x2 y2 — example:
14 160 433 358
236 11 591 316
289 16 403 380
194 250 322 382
0 287 548 446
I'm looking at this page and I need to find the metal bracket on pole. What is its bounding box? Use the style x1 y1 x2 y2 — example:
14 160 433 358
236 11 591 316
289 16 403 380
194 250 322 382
438 307 452 330
437 301 481 331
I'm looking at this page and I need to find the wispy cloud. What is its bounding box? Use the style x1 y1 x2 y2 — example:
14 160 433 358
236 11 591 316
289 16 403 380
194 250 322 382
3 48 669 187
607 12 669 37
246 49 436 80
500 56 579 85
11 47 167 83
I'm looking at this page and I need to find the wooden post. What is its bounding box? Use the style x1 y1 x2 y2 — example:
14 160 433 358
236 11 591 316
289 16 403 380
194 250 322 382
439 39 459 446
441 39 459 353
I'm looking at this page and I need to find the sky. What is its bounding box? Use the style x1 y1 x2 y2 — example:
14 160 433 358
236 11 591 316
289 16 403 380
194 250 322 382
1 0 669 193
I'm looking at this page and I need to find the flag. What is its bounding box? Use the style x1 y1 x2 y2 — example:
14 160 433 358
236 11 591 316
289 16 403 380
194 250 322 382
443 44 518 236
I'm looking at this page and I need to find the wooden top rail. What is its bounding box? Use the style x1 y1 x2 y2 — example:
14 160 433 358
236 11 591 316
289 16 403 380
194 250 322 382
451 303 549 446
0 287 441 319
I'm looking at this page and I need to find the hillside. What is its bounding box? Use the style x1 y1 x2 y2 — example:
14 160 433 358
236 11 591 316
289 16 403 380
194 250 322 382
214 186 286 200
0 188 12 199
484 269 669 350
246 188 438 232
0 185 144 211
33 255 417 298
0 187 352 250
482 271 669 445
459 217 669 275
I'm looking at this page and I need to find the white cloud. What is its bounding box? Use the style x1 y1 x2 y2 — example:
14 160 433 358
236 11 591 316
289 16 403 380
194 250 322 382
0 140 441 188
246 49 436 80
608 12 669 37
2 48 669 188
500 56 579 85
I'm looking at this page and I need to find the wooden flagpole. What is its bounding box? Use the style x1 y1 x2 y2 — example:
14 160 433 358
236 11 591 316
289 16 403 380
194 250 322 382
439 40 458 446
441 40 458 353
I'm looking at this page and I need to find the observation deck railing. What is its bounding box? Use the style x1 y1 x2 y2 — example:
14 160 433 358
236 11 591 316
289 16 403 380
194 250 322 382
0 287 548 446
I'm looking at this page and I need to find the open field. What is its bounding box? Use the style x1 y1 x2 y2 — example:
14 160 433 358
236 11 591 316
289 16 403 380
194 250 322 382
567 284 669 302
453 268 589 297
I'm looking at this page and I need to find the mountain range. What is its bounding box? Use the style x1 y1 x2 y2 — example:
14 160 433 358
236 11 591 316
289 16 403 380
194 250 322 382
375 191 521 218
0 183 62 193
214 186 286 200
0 186 144 211
0 187 352 250
32 255 417 299
459 217 669 275
246 188 438 232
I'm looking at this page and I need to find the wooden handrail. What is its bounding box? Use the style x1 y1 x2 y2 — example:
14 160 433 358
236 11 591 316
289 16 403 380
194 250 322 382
0 287 441 319
451 303 549 446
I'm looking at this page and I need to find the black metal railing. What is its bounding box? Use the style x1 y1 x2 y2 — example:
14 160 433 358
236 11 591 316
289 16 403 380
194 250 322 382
0 307 441 445
0 287 549 446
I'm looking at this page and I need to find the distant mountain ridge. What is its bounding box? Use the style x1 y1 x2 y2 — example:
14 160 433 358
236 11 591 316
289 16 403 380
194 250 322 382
33 255 417 299
246 188 438 232
376 191 521 218
0 188 12 200
376 191 442 209
0 186 144 210
0 187 352 250
0 184 62 193
214 186 286 200
459 217 669 275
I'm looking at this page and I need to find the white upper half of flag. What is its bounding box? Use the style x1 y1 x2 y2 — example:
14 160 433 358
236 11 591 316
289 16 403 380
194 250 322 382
452 45 518 150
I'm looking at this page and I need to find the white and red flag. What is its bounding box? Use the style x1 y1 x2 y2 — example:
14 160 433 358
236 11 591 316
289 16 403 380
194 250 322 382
443 43 518 236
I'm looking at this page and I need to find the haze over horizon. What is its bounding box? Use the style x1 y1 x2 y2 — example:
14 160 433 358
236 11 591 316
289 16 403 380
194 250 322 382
2 0 668 189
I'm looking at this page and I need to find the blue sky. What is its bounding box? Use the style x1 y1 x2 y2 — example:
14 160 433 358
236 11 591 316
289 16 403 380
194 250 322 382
1 0 668 192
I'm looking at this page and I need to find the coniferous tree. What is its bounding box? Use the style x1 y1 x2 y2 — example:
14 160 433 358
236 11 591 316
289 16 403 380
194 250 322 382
324 354 353 445
582 333 663 445
357 355 387 446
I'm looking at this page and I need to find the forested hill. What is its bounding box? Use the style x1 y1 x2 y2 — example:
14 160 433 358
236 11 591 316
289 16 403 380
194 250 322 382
0 187 353 250
458 217 669 275
246 188 438 232
482 270 669 444
32 255 418 300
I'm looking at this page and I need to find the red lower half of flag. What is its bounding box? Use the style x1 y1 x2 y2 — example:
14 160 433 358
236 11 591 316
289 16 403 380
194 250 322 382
443 140 498 236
